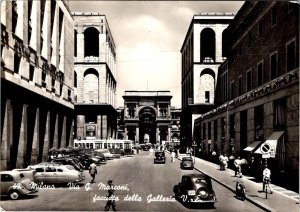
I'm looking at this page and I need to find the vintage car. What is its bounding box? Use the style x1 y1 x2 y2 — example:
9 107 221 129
108 149 122 159
95 149 114 160
173 174 216 207
154 151 166 164
51 157 84 171
0 170 38 200
180 157 194 170
27 164 85 184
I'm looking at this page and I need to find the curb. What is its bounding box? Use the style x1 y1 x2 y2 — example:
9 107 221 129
168 152 272 212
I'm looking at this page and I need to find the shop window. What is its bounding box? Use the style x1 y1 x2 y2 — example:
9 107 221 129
274 98 286 129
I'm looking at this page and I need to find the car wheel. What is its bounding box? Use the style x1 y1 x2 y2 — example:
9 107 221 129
173 185 180 197
9 190 20 200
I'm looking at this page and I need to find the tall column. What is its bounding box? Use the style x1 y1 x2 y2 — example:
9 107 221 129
156 127 160 144
31 107 39 165
68 119 74 147
16 104 28 168
53 113 59 148
97 115 102 139
102 115 107 139
107 119 111 139
42 111 50 162
136 127 139 144
1 99 12 170
60 116 67 148
168 126 171 142
76 115 85 140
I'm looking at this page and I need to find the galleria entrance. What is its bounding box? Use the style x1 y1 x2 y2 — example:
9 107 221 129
139 107 156 144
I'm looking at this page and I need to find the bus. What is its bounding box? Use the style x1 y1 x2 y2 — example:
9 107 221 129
74 139 134 155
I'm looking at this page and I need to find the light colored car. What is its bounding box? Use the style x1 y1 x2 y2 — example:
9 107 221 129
95 149 114 160
27 164 85 184
0 171 38 200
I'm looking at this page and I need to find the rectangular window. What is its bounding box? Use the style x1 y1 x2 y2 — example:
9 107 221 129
287 40 296 72
257 62 263 86
14 54 21 74
246 69 252 92
274 98 286 129
238 76 242 96
205 91 210 103
258 19 263 38
271 6 277 27
270 52 278 80
231 81 234 99
29 64 34 81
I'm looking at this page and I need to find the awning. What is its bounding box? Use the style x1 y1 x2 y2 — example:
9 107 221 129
243 141 262 152
255 131 285 158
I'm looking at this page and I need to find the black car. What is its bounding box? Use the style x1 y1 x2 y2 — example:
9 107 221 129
173 174 216 207
68 154 105 169
180 157 194 170
154 151 166 164
142 145 149 151
51 158 84 171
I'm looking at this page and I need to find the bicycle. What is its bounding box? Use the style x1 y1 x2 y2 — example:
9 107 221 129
263 178 273 199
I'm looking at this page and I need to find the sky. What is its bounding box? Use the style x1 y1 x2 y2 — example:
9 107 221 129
69 1 244 108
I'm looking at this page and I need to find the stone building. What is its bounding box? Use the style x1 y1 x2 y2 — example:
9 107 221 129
73 13 117 141
120 91 180 145
180 13 234 147
194 2 299 190
1 0 74 169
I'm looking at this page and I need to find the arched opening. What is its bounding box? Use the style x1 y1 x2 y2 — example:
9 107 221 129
83 69 99 103
84 27 99 57
199 68 216 104
200 28 216 63
139 107 157 144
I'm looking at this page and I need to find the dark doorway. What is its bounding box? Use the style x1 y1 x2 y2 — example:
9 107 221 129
240 110 248 157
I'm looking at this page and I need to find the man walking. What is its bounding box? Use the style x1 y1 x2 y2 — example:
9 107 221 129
104 179 117 211
89 162 97 183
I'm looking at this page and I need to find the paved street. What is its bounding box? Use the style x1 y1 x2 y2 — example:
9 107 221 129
1 151 264 211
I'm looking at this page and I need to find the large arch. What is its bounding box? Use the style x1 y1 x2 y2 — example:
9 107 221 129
138 106 157 144
84 27 99 57
200 28 216 63
83 68 99 103
199 68 215 104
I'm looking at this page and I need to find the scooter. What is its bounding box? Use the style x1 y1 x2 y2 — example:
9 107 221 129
236 180 246 201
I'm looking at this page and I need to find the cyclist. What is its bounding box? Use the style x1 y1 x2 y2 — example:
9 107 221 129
262 165 273 194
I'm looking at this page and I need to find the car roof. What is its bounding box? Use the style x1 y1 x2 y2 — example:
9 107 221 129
182 157 193 160
182 173 209 179
0 170 20 175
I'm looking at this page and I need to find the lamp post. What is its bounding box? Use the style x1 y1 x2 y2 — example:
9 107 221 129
192 141 197 164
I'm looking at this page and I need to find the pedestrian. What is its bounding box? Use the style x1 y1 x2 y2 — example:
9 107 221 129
149 147 154 156
262 165 273 193
186 147 190 156
104 179 117 211
234 156 241 177
176 149 179 158
171 151 175 162
89 162 97 183
219 153 224 170
223 153 229 170
189 147 193 156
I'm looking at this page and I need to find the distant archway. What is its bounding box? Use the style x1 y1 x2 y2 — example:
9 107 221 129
139 107 157 144
83 69 99 103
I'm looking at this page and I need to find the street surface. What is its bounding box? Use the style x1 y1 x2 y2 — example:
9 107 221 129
0 151 264 211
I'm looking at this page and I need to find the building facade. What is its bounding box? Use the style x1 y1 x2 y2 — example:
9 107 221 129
120 91 180 145
73 13 117 141
180 13 234 147
194 1 299 189
1 0 74 169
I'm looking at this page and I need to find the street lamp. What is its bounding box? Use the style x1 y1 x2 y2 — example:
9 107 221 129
192 141 197 164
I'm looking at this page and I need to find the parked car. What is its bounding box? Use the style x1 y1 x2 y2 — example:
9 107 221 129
95 149 114 160
0 170 38 200
154 151 166 164
180 157 194 170
88 152 107 163
142 145 149 151
27 164 85 184
108 149 122 159
67 154 104 169
173 174 216 207
51 157 84 171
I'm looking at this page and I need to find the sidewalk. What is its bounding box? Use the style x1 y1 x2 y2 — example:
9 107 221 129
175 153 299 212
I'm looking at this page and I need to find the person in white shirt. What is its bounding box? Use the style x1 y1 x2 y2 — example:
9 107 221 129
262 165 273 193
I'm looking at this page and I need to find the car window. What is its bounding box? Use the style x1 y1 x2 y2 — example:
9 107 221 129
45 167 56 172
57 169 63 172
195 179 207 184
1 174 14 182
36 168 44 172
